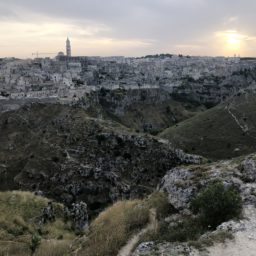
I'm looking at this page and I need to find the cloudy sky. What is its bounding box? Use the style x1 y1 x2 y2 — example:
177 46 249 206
0 0 256 58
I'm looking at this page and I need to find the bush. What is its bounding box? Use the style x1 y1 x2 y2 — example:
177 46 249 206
191 181 242 229
163 217 204 242
141 215 205 244
30 233 41 253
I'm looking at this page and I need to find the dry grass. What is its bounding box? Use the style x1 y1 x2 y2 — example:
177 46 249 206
79 200 150 256
76 193 173 256
0 241 31 256
0 192 173 256
35 240 71 256
0 191 49 221
0 191 75 255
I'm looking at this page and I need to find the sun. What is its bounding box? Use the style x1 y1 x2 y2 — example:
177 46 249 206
216 30 246 54
225 32 241 46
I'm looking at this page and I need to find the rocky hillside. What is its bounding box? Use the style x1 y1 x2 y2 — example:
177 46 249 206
160 90 256 160
65 151 256 256
2 147 256 256
0 103 201 216
2 69 256 255
78 67 256 134
161 153 256 211
132 152 256 256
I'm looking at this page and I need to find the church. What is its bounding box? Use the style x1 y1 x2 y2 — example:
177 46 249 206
56 38 72 59
66 38 71 57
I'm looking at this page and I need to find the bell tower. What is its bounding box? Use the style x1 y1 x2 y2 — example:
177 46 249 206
66 37 71 57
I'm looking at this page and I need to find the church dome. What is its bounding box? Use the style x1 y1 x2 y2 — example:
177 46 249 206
57 51 65 57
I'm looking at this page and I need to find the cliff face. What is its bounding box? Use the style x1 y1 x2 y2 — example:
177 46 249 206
2 63 256 135
74 67 256 133
169 72 254 106
0 104 201 216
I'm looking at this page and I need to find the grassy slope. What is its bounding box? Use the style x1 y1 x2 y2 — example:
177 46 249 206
76 192 170 256
0 191 170 256
160 93 256 160
87 89 206 133
0 191 75 256
79 200 149 256
110 100 205 134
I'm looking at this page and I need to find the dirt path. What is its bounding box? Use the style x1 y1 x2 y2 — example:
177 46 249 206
205 205 256 256
117 209 157 256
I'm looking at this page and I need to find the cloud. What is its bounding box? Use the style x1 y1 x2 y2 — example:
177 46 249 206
227 17 239 23
1 0 256 57
215 30 256 44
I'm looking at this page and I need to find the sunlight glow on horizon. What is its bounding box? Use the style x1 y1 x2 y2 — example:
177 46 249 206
215 30 255 56
1 1 256 58
0 20 256 58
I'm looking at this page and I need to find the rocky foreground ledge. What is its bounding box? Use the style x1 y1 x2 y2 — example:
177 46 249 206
133 205 256 256
133 154 256 256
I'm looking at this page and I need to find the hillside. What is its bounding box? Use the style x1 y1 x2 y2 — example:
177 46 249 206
132 152 256 255
70 152 256 256
0 191 75 256
80 88 206 134
2 152 250 256
160 91 256 160
0 103 201 216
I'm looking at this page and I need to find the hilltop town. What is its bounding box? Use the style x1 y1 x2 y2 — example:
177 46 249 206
1 38 256 110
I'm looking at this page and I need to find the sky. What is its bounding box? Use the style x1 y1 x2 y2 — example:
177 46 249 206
0 0 256 58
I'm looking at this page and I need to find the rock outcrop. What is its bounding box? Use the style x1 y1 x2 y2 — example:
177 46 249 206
133 154 256 256
160 154 256 212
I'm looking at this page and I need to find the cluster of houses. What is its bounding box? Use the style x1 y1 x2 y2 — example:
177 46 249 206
0 54 255 103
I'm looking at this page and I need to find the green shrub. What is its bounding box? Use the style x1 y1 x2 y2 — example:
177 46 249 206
191 181 242 229
30 233 41 253
163 218 204 242
141 216 205 244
